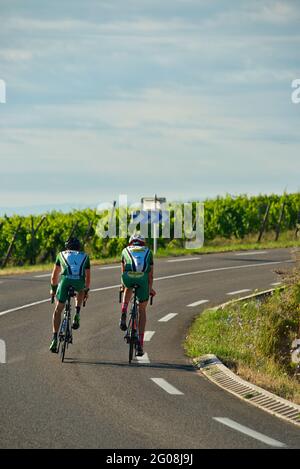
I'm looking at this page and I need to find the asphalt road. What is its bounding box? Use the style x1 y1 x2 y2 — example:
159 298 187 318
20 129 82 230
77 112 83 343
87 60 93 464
0 248 299 449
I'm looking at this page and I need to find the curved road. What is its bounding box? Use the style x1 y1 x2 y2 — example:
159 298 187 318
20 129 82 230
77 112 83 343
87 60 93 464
0 248 299 449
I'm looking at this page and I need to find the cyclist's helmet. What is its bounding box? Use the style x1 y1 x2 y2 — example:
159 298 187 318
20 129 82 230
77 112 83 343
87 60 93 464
65 237 81 251
129 233 146 246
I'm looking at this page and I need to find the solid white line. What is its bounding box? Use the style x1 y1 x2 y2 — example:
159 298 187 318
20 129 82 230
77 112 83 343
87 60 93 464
213 418 286 448
99 266 120 270
155 260 293 282
167 257 200 263
34 273 51 278
151 378 184 395
235 251 267 256
144 331 156 341
136 353 150 364
227 289 251 296
187 299 209 307
0 299 50 317
158 313 178 322
271 282 282 286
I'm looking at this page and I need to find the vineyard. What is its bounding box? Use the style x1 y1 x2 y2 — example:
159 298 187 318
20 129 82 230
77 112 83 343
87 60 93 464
0 193 299 267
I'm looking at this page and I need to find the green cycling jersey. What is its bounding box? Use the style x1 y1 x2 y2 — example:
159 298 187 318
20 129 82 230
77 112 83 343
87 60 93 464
56 250 91 280
121 246 153 274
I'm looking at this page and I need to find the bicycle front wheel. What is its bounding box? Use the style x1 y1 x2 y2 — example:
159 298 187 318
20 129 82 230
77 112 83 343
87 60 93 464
61 331 68 362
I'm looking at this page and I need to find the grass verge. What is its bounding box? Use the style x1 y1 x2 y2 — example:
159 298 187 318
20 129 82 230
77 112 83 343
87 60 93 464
184 270 300 404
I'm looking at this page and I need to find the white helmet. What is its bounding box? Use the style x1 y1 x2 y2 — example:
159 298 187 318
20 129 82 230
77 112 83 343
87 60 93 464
129 233 146 246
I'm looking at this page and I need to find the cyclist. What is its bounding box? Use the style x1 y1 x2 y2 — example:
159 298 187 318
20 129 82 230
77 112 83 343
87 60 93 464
49 237 91 353
120 233 156 356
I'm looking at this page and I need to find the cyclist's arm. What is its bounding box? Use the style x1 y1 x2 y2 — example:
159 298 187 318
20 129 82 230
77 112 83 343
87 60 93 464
51 264 61 293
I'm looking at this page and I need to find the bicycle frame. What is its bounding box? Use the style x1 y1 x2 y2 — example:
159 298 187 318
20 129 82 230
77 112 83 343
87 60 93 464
119 284 154 364
57 287 74 362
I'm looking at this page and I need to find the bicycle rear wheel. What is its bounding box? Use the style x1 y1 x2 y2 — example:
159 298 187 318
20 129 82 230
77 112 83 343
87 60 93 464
129 334 134 364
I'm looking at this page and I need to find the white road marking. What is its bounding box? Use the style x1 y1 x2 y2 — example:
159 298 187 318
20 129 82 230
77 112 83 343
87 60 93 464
136 353 150 364
159 313 178 322
167 257 201 263
0 260 293 319
235 251 267 256
151 378 184 395
227 289 251 296
0 299 50 317
271 282 282 286
91 284 120 292
213 418 286 448
34 273 51 278
144 331 156 341
99 266 120 270
155 260 293 282
187 299 209 307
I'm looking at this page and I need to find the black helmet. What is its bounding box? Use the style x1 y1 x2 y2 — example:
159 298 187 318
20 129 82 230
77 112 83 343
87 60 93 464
65 237 81 251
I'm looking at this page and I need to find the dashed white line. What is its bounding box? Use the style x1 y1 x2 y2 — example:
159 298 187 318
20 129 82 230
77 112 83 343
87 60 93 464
144 331 156 341
213 418 286 448
158 313 178 322
34 273 51 278
99 266 120 270
91 284 120 292
136 353 150 364
187 299 209 307
227 289 251 296
167 257 201 263
271 282 282 286
235 251 267 256
151 378 184 395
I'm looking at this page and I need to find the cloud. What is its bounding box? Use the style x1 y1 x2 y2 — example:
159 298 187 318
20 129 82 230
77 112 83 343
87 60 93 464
0 0 299 212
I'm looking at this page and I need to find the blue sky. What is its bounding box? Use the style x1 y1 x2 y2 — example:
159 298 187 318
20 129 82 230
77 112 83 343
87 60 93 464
0 0 299 215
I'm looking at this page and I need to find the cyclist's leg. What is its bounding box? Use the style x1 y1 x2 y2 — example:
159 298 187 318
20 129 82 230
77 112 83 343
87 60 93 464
71 280 85 330
120 273 134 330
73 289 85 329
136 274 150 354
122 287 133 309
52 301 65 333
50 300 65 350
50 278 69 352
138 300 148 346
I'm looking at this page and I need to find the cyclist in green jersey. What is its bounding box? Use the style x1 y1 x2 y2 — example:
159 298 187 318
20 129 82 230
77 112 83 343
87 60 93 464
49 237 91 353
120 233 156 356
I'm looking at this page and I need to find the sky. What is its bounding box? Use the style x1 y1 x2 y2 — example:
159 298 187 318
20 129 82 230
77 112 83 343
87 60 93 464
0 0 299 215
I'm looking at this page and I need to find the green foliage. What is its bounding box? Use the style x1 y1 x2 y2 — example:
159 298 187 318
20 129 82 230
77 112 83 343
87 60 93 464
0 192 299 266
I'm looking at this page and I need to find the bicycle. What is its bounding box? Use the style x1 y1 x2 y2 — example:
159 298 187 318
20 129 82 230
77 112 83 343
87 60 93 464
51 286 88 363
119 285 153 364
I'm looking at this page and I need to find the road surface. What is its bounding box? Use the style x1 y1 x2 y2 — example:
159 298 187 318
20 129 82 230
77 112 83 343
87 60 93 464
0 248 299 449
